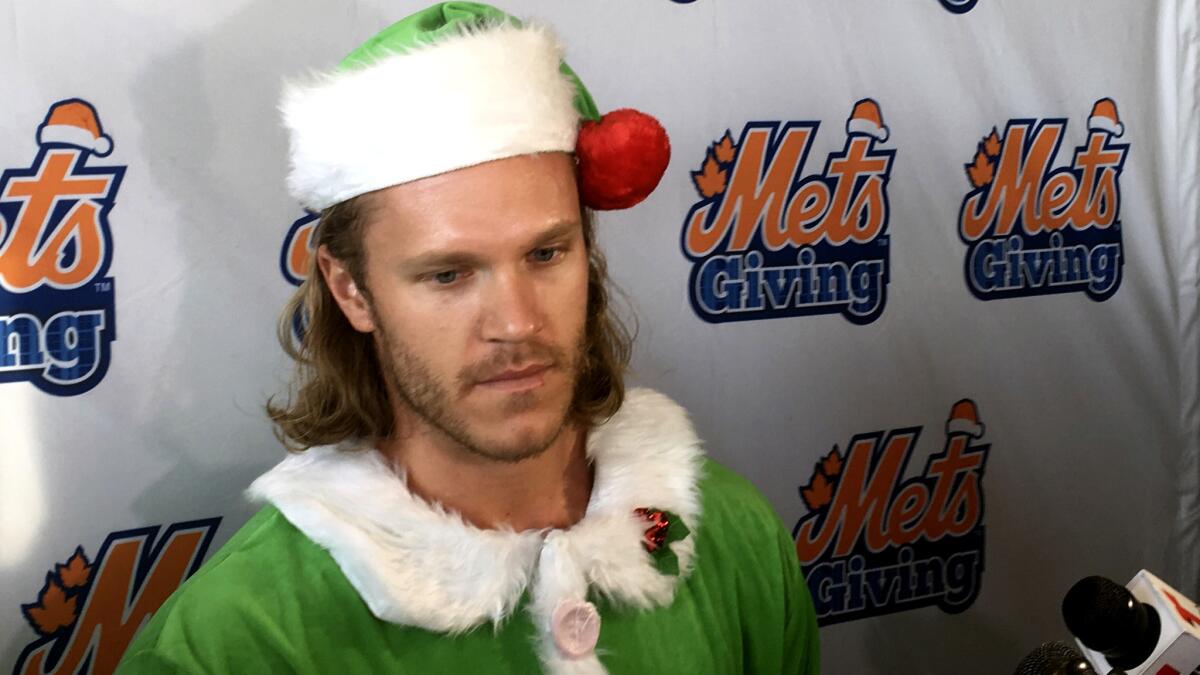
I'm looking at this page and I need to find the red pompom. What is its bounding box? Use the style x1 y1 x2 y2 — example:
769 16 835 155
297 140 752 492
576 108 671 211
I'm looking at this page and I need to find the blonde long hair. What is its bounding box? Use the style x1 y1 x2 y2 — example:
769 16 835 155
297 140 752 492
267 196 633 451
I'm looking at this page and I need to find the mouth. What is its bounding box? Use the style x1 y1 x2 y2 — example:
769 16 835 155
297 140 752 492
476 363 553 392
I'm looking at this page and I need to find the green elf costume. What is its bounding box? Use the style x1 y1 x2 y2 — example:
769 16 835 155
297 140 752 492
116 4 820 674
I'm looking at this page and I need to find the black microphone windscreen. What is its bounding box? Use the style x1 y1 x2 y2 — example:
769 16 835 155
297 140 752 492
1014 641 1097 675
1061 574 1161 668
1062 575 1136 650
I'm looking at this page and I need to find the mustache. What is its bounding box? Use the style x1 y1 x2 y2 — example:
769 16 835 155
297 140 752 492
458 342 570 386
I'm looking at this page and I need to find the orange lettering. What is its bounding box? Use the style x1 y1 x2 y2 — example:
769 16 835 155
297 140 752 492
795 433 914 562
918 436 986 540
1037 173 1075 231
20 528 211 675
796 428 988 563
0 150 113 292
1067 134 1124 229
780 181 830 248
961 123 1062 241
684 126 814 256
821 138 889 245
885 483 929 545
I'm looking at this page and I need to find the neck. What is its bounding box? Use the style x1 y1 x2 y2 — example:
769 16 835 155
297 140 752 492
378 414 593 532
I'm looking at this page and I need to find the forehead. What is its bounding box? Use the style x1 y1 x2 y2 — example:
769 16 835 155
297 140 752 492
362 152 582 255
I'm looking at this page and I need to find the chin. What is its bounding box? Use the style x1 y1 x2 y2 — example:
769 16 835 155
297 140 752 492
465 392 573 460
467 421 566 462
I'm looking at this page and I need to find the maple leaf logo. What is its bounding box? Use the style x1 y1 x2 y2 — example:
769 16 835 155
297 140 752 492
692 131 737 199
714 131 736 164
23 575 78 636
966 150 993 188
56 546 92 589
965 128 1002 188
983 128 1002 157
821 446 843 477
800 445 845 510
801 473 833 510
21 546 94 638
693 153 726 198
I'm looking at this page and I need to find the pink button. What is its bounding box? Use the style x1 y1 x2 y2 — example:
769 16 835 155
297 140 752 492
551 599 601 658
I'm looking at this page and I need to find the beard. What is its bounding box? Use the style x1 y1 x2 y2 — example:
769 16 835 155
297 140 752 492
374 322 584 463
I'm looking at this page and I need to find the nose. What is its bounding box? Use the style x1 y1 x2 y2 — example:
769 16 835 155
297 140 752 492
480 269 544 343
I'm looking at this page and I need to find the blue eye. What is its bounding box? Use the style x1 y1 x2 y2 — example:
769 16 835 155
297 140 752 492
432 270 460 285
532 247 560 263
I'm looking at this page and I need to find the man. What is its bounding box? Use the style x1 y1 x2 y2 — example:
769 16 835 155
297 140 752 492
117 3 820 673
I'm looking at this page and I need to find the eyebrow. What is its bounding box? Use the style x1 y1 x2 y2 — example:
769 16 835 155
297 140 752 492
401 219 581 272
527 219 581 248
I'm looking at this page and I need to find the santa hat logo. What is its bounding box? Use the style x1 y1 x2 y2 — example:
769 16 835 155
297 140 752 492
1087 98 1124 137
845 99 889 142
37 99 113 157
945 399 985 439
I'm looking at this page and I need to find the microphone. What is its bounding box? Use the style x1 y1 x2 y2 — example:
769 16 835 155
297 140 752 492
1014 641 1098 675
1061 570 1200 675
1062 576 1160 669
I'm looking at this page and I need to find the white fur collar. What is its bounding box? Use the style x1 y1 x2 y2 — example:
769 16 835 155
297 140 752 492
248 388 703 672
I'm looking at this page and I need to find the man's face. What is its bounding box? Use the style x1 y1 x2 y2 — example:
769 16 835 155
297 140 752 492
343 152 589 462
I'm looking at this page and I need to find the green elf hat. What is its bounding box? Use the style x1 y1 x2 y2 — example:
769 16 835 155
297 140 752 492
282 2 671 212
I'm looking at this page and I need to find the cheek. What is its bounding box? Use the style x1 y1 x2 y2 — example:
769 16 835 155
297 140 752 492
556 258 590 333
373 292 476 368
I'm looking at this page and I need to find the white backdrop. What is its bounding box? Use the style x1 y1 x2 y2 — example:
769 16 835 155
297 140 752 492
1 1 1197 673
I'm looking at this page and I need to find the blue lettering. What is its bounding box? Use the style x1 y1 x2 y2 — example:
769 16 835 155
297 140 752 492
847 260 884 317
803 547 985 624
816 264 849 304
807 559 845 619
0 310 106 386
761 266 799 307
693 250 885 320
743 252 764 311
1088 244 1121 296
940 550 981 610
968 235 1123 299
0 315 42 368
696 255 741 313
43 311 104 384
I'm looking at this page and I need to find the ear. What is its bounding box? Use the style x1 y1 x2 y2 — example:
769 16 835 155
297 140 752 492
317 245 376 333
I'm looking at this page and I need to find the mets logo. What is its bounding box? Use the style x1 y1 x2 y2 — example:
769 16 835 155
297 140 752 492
939 0 979 13
0 99 125 396
281 210 317 338
682 99 895 325
13 518 220 675
793 400 990 625
958 98 1128 302
281 211 317 288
